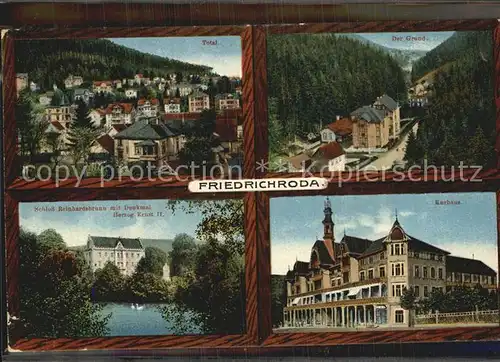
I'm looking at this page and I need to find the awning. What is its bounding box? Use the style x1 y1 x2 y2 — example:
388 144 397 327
347 287 362 297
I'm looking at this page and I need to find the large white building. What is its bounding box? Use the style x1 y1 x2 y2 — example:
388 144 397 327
84 235 170 279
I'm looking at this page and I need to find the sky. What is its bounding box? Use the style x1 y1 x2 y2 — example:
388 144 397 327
358 31 455 52
270 193 498 275
109 36 242 77
19 200 203 247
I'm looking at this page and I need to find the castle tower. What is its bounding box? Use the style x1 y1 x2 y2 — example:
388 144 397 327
322 197 335 261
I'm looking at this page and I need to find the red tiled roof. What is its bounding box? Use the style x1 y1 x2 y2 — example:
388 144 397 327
325 118 353 136
95 134 114 154
51 121 65 131
105 103 134 114
112 124 128 132
314 142 345 160
164 97 181 105
136 74 143 78
93 81 113 86
138 98 159 106
163 112 201 121
288 153 312 170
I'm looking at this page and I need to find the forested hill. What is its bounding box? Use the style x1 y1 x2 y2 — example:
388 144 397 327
411 31 491 81
340 34 427 70
15 39 213 91
404 30 495 168
267 33 407 139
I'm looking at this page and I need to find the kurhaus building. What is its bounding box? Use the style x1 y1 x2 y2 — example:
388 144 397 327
283 199 497 328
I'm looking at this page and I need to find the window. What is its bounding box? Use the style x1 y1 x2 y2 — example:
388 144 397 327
369 257 374 264
423 266 428 278
429 253 435 260
395 244 400 255
414 286 420 297
431 267 436 279
360 271 365 281
392 284 403 297
438 268 443 280
368 269 374 279
98 252 101 257
392 263 404 276
414 265 420 278
390 244 394 255
395 310 404 324
414 252 419 259
379 266 386 278
423 286 429 297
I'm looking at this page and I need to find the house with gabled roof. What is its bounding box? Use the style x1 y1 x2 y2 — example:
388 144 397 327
283 198 497 329
104 103 136 128
351 94 400 149
113 118 184 167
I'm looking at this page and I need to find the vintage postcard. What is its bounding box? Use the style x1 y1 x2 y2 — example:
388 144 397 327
14 36 243 179
270 193 498 331
267 31 495 173
14 199 245 337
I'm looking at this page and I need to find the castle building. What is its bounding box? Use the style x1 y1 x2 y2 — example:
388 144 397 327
283 199 497 329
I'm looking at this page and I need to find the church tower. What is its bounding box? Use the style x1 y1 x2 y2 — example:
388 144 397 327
322 197 334 241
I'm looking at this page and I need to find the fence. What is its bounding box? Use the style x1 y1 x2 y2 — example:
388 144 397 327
415 309 499 325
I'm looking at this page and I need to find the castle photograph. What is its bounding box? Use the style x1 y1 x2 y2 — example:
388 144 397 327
16 199 245 338
270 193 498 331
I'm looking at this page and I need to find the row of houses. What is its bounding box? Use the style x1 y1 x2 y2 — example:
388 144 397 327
42 101 243 170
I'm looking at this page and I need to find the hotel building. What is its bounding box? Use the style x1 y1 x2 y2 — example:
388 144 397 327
283 199 497 328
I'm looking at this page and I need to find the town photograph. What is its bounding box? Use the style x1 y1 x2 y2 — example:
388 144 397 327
14 36 243 179
12 199 245 338
269 193 498 332
267 31 495 172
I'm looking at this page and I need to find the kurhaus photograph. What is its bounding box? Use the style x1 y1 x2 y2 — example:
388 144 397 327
14 36 244 178
267 30 495 172
12 199 245 338
269 193 498 332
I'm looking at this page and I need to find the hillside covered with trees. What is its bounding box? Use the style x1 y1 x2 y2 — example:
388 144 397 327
405 30 495 168
411 31 492 81
15 39 213 91
267 33 408 145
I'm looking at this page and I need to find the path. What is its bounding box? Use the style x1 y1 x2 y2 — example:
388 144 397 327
362 121 419 171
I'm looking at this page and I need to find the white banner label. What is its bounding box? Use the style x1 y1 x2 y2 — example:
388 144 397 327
188 178 329 193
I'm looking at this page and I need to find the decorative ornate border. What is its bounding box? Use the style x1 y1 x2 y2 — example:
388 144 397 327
4 18 500 354
255 19 500 346
3 25 263 351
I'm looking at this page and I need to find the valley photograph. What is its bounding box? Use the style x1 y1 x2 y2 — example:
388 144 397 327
11 199 245 338
14 37 244 180
267 31 495 172
269 193 498 332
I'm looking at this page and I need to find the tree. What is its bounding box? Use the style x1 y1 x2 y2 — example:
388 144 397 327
175 88 181 98
126 272 170 303
178 109 218 167
467 126 495 167
268 97 286 156
67 126 100 168
168 234 198 277
45 130 65 170
400 286 419 327
166 200 244 255
73 99 96 129
92 262 125 302
160 240 245 334
175 72 183 83
271 275 287 327
404 130 423 166
37 229 66 255
136 246 168 277
17 228 110 338
16 89 48 162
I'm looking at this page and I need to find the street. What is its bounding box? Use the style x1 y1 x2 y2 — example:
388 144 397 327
362 121 419 171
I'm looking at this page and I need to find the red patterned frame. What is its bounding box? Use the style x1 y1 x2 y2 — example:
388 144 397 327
2 25 267 351
3 18 500 355
253 19 500 346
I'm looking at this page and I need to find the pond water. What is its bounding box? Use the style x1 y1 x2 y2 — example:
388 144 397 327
99 303 200 336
